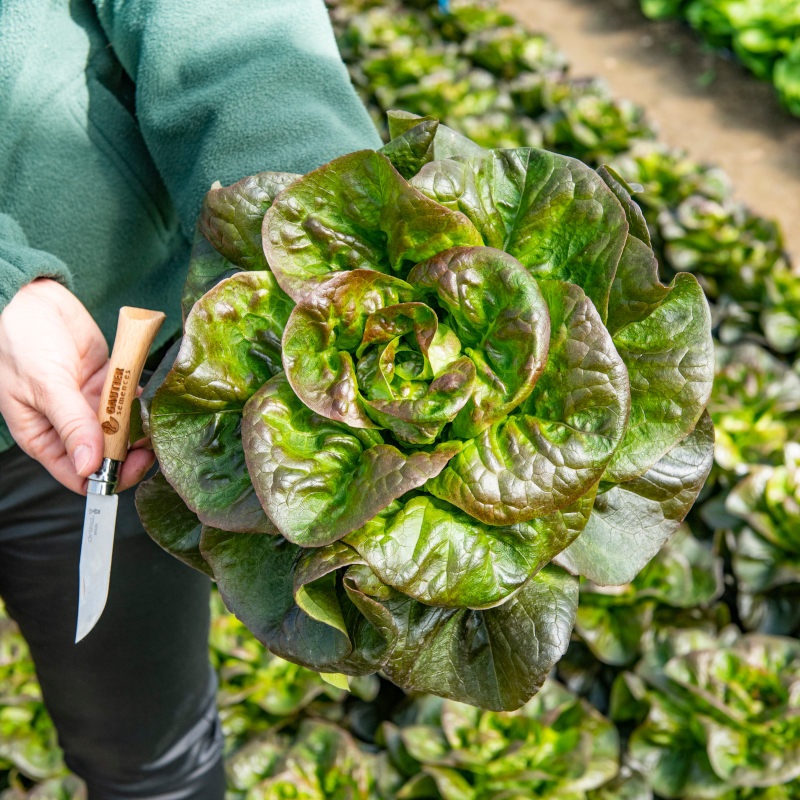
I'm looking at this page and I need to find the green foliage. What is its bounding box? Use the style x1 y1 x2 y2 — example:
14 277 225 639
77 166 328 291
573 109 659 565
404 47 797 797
333 1 655 157
226 719 376 800
379 679 621 800
574 525 726 666
0 605 66 788
613 629 800 798
637 0 800 117
721 445 800 637
708 343 800 472
137 107 714 710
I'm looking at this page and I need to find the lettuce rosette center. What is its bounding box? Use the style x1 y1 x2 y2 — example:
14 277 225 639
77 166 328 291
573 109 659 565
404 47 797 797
281 246 550 447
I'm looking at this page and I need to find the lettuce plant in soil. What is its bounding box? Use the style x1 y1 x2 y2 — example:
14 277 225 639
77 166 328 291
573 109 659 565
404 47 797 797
336 2 655 161
575 525 725 667
612 628 800 799
136 113 714 712
707 343 800 474
722 443 800 637
225 719 375 800
0 604 65 785
374 678 622 800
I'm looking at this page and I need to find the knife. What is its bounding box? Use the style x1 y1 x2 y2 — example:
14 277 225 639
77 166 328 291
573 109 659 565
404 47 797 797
75 307 166 643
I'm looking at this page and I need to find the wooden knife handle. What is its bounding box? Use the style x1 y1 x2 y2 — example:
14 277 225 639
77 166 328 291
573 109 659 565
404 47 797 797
96 307 166 462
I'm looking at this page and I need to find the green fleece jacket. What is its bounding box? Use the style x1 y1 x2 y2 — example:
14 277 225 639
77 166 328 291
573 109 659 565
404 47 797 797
0 0 382 452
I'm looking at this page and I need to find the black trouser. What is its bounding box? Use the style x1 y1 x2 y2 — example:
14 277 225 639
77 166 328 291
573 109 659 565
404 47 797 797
0 446 225 799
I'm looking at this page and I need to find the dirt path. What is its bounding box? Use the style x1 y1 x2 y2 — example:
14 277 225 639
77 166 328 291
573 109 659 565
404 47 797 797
502 0 800 262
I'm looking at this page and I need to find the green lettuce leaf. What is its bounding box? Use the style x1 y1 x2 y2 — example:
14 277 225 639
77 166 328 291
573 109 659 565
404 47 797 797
343 488 595 609
262 149 482 301
555 410 715 585
387 109 488 160
200 530 392 676
427 280 630 525
180 233 241 324
198 171 300 269
603 174 714 482
281 268 483 444
135 471 213 577
410 147 629 319
575 526 723 665
181 171 298 322
606 268 714 484
379 118 439 179
242 373 460 546
598 167 714 481
407 245 550 439
150 271 293 532
379 564 578 711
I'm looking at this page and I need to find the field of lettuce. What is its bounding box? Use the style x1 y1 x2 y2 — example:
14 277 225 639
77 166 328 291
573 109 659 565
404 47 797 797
2 0 799 798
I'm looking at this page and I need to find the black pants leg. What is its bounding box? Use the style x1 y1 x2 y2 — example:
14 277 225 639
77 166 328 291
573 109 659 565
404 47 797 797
0 446 225 800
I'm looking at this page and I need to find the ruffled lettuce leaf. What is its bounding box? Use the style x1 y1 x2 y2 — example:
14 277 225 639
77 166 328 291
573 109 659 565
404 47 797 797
602 174 715 482
343 488 595 609
135 471 213 577
409 147 629 319
201 521 578 712
407 246 550 438
427 280 630 525
242 373 460 546
198 171 300 269
150 271 293 533
182 171 299 321
387 109 487 160
262 150 483 301
379 118 439 179
555 410 715 586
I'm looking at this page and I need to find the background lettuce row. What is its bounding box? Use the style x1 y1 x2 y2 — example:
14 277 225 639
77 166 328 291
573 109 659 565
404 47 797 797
0 603 67 794
638 0 800 117
612 628 800 798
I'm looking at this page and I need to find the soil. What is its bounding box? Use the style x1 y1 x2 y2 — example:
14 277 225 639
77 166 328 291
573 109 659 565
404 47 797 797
501 0 800 262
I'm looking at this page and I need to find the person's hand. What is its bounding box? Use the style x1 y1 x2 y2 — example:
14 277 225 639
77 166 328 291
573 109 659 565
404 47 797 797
0 279 155 494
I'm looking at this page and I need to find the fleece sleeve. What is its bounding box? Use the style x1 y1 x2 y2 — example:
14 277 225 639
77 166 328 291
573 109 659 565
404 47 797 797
92 0 383 240
0 214 74 317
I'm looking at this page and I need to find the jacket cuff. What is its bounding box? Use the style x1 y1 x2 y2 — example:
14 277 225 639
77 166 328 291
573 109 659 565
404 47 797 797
0 213 74 315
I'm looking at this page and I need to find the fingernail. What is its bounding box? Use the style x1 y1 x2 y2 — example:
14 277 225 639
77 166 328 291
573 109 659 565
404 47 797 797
73 445 92 476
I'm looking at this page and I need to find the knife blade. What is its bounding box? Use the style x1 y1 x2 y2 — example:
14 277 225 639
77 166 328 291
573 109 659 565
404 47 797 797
75 307 165 644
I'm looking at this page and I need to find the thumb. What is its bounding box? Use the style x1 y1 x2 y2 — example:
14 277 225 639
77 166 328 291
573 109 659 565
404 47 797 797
40 379 106 479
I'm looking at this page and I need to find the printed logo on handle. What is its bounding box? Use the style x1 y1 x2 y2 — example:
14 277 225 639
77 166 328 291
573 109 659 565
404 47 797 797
102 419 120 435
105 367 131 416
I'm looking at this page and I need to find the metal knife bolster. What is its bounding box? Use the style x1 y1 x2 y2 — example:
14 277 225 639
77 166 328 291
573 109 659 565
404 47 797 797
87 458 121 496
